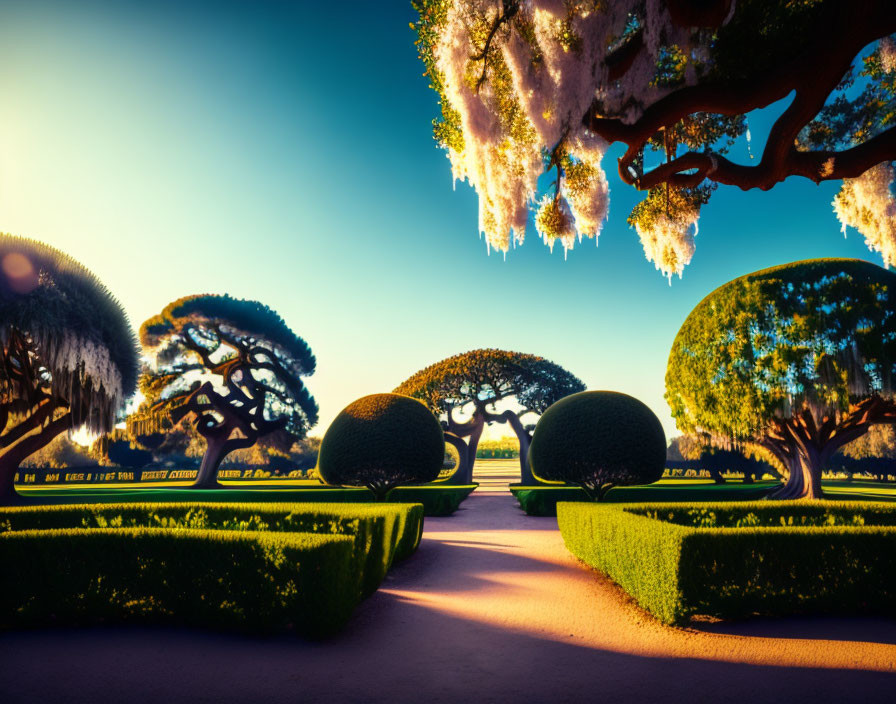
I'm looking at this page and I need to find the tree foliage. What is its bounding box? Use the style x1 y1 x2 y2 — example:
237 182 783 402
529 390 666 499
394 348 585 483
0 234 138 501
131 294 318 488
840 423 896 460
666 258 896 498
317 393 444 499
413 1 896 278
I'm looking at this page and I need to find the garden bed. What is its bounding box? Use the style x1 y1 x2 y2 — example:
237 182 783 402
0 502 424 635
557 501 896 625
15 484 478 517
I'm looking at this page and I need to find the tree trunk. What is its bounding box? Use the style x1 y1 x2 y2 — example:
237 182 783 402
443 433 471 485
768 452 824 500
465 420 484 484
194 435 228 489
707 466 726 484
0 413 72 505
504 415 534 485
0 454 26 505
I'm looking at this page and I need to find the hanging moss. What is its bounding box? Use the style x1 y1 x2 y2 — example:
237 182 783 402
0 234 138 434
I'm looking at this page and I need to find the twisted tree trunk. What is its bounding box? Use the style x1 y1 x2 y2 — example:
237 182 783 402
483 408 536 484
443 432 471 484
0 412 72 505
194 434 227 489
764 398 896 500
444 408 485 484
769 453 824 500
193 431 257 489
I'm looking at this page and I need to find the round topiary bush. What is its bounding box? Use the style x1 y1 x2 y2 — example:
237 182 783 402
317 393 444 500
529 390 666 500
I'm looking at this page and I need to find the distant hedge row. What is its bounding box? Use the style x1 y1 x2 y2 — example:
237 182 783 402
0 502 424 635
557 501 896 625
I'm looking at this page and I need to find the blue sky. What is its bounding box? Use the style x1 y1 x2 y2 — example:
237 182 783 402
0 0 881 440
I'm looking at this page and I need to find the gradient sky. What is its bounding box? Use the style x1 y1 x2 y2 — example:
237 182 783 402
0 0 882 441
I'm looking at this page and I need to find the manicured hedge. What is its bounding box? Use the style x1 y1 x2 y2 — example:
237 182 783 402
510 483 773 516
17 485 477 516
0 502 424 597
557 501 896 625
0 528 356 637
386 485 477 517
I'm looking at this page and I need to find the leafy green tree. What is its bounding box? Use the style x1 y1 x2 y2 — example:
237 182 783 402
131 294 318 489
840 423 896 460
413 1 896 278
317 393 444 499
666 434 702 461
529 390 666 499
20 433 95 470
394 348 584 484
0 234 138 503
666 259 896 499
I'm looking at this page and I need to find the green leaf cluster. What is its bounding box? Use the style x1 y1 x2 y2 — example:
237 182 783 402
395 348 585 415
666 258 896 441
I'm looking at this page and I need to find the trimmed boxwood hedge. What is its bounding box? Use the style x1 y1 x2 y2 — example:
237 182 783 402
557 501 896 625
0 502 424 597
17 485 477 517
0 528 356 636
510 483 774 516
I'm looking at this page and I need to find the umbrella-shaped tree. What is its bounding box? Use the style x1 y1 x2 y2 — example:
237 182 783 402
131 294 318 489
666 258 896 499
0 234 138 504
394 348 585 484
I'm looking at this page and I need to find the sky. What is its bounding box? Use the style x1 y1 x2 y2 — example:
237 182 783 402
0 0 882 442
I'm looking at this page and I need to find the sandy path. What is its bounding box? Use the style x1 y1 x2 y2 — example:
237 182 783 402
2 468 895 702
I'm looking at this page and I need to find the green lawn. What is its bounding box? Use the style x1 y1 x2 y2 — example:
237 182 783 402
14 483 479 517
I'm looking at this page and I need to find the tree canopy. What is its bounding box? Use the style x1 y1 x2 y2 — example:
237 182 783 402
132 294 318 488
666 258 896 498
317 393 444 499
413 1 896 278
529 390 666 499
394 348 585 483
0 234 138 502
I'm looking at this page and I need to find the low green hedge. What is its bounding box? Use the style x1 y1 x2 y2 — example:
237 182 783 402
0 502 423 598
18 485 477 517
0 527 356 636
510 483 774 516
557 501 896 625
385 485 477 516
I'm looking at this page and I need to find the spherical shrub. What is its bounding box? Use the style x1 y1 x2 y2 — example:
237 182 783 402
317 393 444 499
529 390 666 500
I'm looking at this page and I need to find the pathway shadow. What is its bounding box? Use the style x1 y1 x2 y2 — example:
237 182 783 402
2 602 893 703
381 536 568 593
